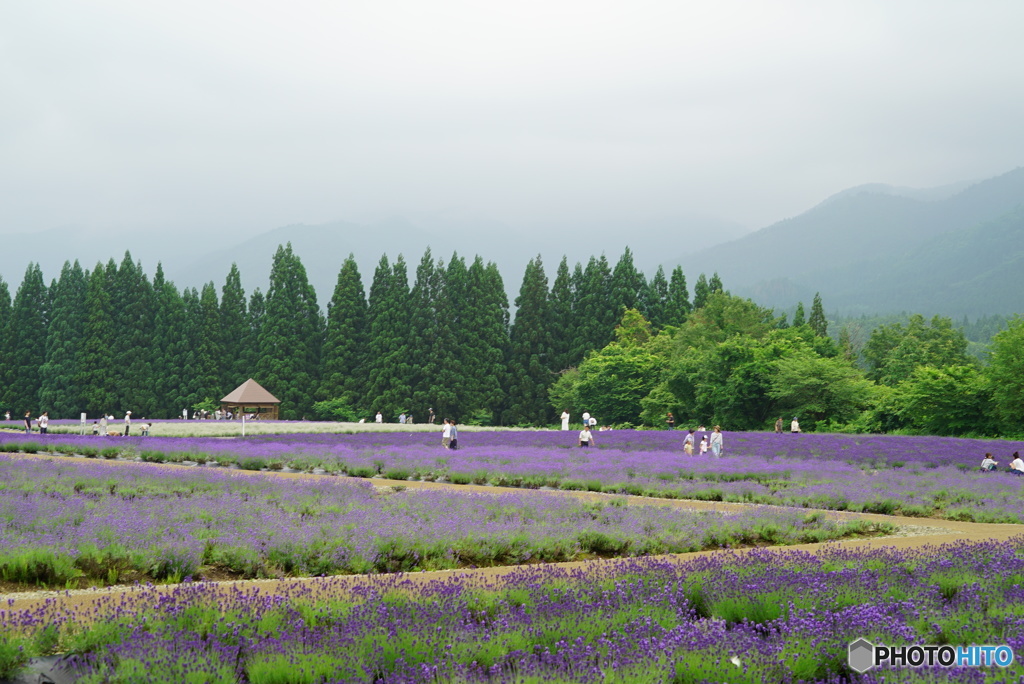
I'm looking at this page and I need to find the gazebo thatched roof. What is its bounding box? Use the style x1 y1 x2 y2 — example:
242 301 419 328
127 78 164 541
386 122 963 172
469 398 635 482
221 379 280 405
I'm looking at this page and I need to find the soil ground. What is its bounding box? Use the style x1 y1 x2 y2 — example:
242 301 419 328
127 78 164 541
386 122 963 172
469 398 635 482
2 451 1022 616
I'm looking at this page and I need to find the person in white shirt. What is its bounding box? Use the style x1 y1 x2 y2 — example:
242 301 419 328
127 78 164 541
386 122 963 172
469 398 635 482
578 426 594 447
710 426 723 457
980 454 998 471
790 418 801 433
124 411 132 436
38 412 49 434
375 411 383 424
1009 452 1024 476
560 410 570 431
581 411 590 428
441 419 452 448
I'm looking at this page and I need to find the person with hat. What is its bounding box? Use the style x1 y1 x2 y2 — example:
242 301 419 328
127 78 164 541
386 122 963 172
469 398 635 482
124 410 132 436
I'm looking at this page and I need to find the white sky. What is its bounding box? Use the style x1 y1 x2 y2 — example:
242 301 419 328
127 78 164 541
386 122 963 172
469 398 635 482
2 0 1022 236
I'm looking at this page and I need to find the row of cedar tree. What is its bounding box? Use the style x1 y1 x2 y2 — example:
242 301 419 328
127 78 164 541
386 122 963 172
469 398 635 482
0 244 719 424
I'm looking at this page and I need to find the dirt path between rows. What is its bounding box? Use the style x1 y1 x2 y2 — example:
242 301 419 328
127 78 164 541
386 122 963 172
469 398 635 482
3 451 1022 616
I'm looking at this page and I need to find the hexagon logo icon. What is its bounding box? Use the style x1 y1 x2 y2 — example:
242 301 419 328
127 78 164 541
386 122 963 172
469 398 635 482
848 638 875 673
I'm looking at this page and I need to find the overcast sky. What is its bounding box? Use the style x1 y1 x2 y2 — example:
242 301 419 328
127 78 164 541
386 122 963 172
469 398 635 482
3 0 1023 238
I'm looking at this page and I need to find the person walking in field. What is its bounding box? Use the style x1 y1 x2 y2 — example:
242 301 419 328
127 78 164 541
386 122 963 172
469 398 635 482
775 417 783 434
449 421 459 450
23 411 32 434
124 411 132 436
699 435 708 455
710 426 723 457
560 410 570 431
579 425 594 447
99 413 108 435
441 419 452 448
38 412 49 434
790 418 801 433
683 429 695 455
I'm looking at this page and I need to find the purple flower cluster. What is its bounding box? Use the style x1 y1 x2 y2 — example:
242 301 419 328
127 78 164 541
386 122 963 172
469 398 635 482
3 538 1022 682
4 429 1023 522
0 455 866 585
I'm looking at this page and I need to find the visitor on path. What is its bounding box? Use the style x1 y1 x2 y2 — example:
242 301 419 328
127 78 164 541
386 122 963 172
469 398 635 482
375 411 383 424
980 454 999 471
182 408 188 420
581 411 591 429
449 421 459 450
441 419 452 448
1009 452 1024 476
38 412 49 434
710 426 723 457
99 414 108 435
579 425 593 447
684 429 695 456
124 411 132 436
140 423 151 436
399 412 406 424
588 416 597 428
428 407 435 424
4 411 9 421
91 421 100 435
790 418 801 433
407 413 413 424
699 436 708 455
560 410 570 431
666 412 675 429
23 411 32 434
775 417 783 434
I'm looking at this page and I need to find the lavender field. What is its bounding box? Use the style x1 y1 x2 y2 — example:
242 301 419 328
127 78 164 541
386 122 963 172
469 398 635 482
3 429 1024 522
0 455 883 589
2 538 1022 683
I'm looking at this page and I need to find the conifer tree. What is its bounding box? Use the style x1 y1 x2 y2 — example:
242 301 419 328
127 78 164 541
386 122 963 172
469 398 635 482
365 254 412 419
39 261 87 417
645 265 669 329
184 283 223 410
3 263 48 414
548 256 575 371
609 247 646 315
256 244 323 419
318 255 368 407
708 272 724 295
460 257 509 420
109 254 157 416
665 266 691 327
792 302 806 327
219 264 250 391
809 292 828 337
571 255 614 362
504 256 553 425
151 265 190 416
79 262 118 416
0 277 11 412
407 249 457 418
692 273 710 310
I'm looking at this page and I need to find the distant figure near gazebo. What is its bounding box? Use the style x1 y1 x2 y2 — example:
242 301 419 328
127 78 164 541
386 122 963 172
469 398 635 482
221 379 281 421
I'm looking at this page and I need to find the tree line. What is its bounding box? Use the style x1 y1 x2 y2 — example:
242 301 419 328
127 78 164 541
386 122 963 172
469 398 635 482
3 243 1020 436
0 244 702 424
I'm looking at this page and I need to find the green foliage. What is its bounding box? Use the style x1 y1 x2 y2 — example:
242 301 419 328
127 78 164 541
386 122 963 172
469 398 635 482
895 364 994 435
768 349 874 425
39 261 87 417
219 263 251 392
808 292 828 337
312 398 362 423
864 314 970 386
986 316 1024 433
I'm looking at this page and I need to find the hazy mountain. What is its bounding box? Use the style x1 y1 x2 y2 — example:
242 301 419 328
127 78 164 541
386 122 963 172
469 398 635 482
674 167 1024 317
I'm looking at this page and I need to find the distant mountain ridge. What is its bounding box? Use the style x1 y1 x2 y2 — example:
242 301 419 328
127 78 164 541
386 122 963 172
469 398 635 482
674 167 1024 317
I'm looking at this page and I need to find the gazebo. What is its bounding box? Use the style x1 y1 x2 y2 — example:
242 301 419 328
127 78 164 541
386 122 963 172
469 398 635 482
220 379 281 421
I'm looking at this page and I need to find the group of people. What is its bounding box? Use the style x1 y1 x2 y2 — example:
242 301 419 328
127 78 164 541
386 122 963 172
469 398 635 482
981 452 1024 475
441 419 459 449
775 417 801 433
681 426 724 457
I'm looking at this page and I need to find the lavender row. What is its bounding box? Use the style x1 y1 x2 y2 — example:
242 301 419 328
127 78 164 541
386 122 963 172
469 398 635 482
4 430 1024 522
0 455 879 588
3 538 1023 682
